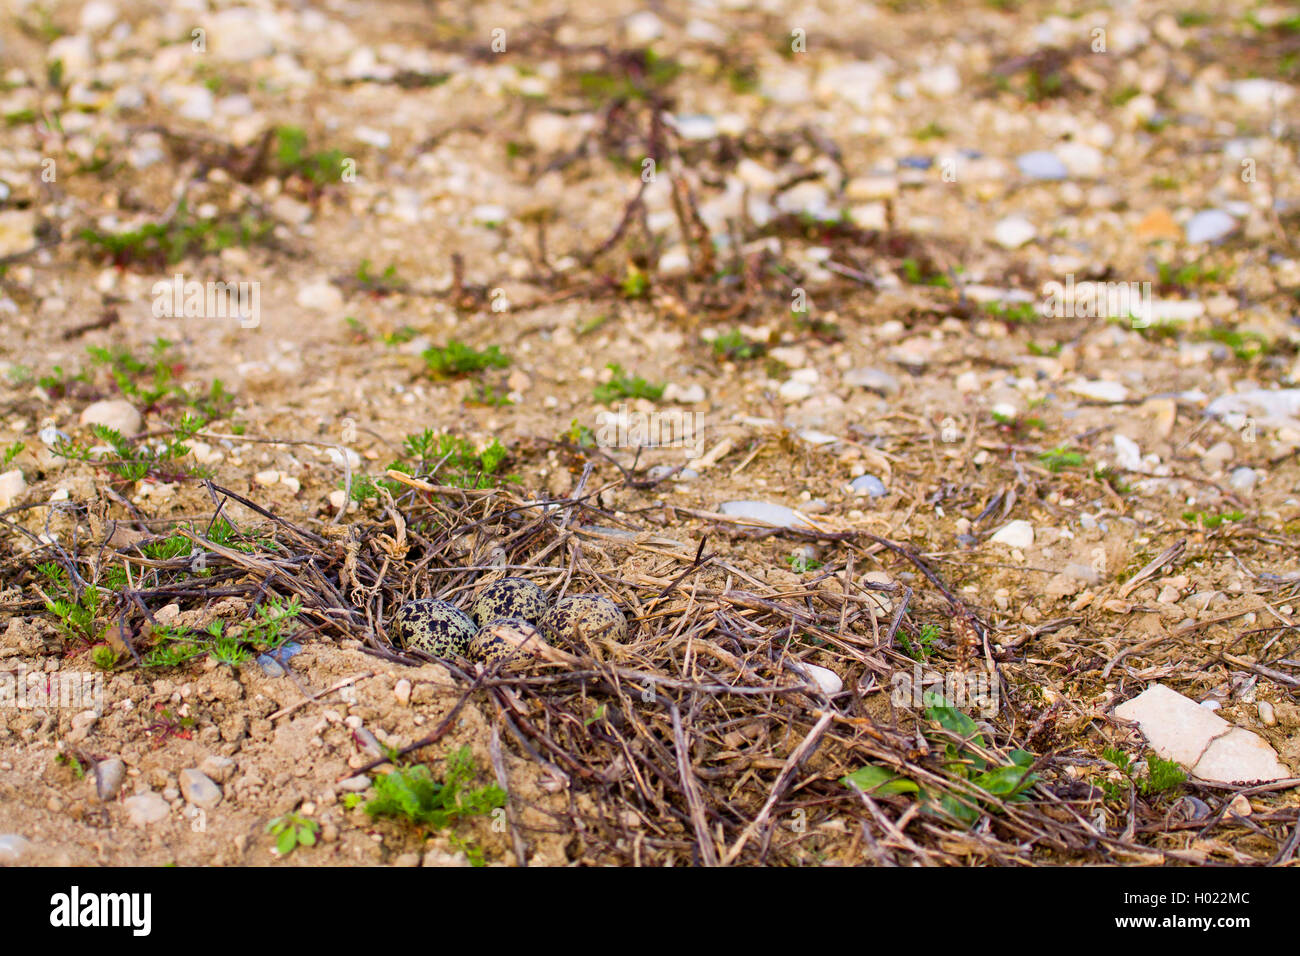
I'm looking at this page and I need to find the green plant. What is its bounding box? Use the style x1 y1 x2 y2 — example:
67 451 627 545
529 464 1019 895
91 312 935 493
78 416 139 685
593 363 665 405
2 442 22 465
842 697 1037 827
1101 746 1187 800
351 431 515 501
1182 509 1245 529
1199 327 1271 361
90 645 119 670
81 339 234 420
982 300 1038 324
79 202 274 269
354 259 407 295
899 623 941 662
578 313 612 336
784 552 824 573
899 257 950 287
56 752 86 779
1094 465 1132 495
1158 260 1228 288
143 596 300 669
1037 445 1086 473
265 813 320 857
712 329 764 361
381 325 419 346
274 125 347 186
620 265 650 299
559 420 597 449
53 416 209 483
423 341 510 378
913 121 948 140
35 563 102 644
466 383 513 407
364 746 506 829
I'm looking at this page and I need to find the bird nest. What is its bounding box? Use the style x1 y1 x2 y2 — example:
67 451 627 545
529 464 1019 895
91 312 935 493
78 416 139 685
10 464 1200 866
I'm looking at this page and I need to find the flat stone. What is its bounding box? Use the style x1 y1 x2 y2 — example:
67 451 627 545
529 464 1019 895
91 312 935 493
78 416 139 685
778 379 814 402
718 500 813 529
993 216 1036 249
124 792 171 827
1066 379 1129 403
0 210 37 258
79 399 142 436
1134 207 1180 242
295 282 343 313
1114 684 1290 784
179 768 223 809
199 755 236 784
989 520 1034 550
1016 151 1068 181
1206 388 1300 431
1112 434 1143 470
1185 209 1237 244
843 368 900 395
0 469 25 509
0 834 35 864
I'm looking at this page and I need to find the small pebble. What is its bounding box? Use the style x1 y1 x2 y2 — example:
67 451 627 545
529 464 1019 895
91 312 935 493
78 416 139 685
179 769 223 809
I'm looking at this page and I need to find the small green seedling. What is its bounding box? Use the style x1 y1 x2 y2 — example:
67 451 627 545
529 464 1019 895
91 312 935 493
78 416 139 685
364 746 506 830
423 341 510 378
266 813 320 857
593 363 665 405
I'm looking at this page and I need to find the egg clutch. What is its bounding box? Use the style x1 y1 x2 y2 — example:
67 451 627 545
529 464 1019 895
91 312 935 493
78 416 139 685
391 577 628 667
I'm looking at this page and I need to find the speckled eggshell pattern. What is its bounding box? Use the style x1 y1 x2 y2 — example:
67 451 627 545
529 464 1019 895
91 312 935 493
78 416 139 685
540 594 628 644
467 617 547 668
470 577 549 628
393 600 477 656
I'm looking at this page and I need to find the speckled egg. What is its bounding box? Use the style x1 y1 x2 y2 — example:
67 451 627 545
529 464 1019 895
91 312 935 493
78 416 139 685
540 594 628 644
470 577 549 628
392 600 477 656
467 617 548 668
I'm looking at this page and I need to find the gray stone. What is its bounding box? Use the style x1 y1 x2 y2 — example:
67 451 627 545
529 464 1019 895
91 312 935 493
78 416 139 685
94 758 126 802
179 768 223 810
1229 467 1257 492
339 774 372 792
849 474 888 497
1016 150 1068 180
1185 209 1237 244
199 754 236 783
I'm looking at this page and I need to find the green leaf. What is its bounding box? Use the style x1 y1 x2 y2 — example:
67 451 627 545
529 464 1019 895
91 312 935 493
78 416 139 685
925 703 982 744
931 791 981 826
276 828 297 856
842 765 921 796
1008 749 1034 767
972 764 1034 797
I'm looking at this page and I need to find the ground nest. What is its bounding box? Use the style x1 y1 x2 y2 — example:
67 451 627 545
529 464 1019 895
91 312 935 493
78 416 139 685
13 457 1293 867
